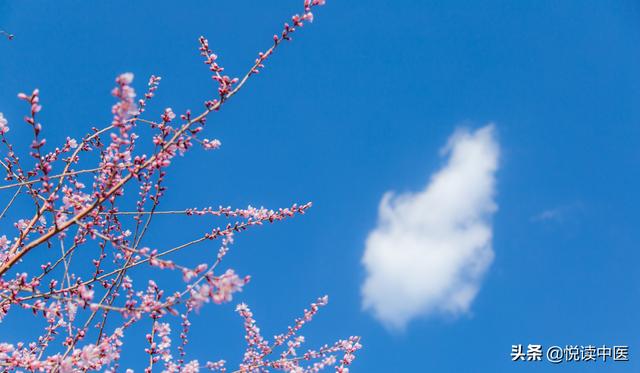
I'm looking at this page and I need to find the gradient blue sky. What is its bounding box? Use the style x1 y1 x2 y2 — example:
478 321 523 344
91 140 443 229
1 1 639 371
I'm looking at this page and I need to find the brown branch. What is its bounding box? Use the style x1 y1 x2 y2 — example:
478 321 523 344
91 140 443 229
0 166 119 191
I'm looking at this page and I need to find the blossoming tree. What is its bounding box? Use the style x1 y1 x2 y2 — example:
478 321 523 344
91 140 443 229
0 1 361 371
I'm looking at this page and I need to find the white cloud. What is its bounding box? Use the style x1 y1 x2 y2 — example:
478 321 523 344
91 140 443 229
531 202 583 223
361 124 500 330
532 208 562 222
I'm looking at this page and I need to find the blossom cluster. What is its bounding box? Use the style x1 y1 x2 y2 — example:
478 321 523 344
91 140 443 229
0 1 360 372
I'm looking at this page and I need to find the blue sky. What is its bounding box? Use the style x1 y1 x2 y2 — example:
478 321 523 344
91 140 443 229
1 0 639 371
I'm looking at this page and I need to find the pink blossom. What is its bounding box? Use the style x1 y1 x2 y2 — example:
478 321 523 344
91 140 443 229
118 72 134 85
202 138 221 150
212 269 247 304
0 235 9 250
205 360 226 371
77 284 95 303
0 112 9 134
76 344 101 369
162 107 176 122
15 219 28 231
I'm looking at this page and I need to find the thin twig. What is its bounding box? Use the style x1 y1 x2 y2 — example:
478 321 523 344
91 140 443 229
0 29 13 40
